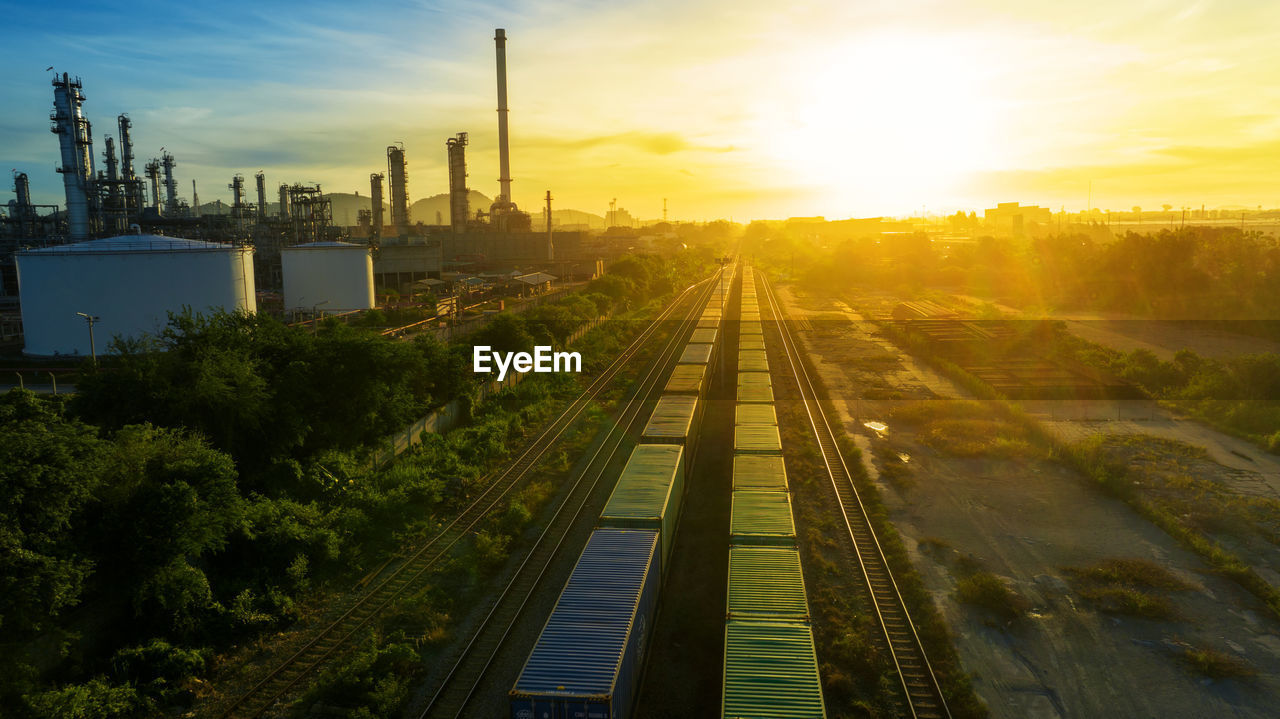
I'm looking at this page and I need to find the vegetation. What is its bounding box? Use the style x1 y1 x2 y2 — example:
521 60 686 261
889 401 1035 458
953 572 1030 622
1176 646 1256 679
1062 559 1189 620
1 250 715 716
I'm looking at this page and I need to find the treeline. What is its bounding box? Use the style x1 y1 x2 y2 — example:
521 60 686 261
751 223 1280 320
1 251 715 717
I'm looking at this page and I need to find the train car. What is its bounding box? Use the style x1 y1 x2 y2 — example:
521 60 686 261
642 394 702 472
599 445 685 571
740 320 763 336
722 619 826 719
735 403 777 426
729 490 795 546
679 341 716 368
510 528 660 719
736 372 774 403
734 424 782 454
738 349 769 373
664 363 707 398
690 326 718 345
726 545 809 620
739 335 765 351
697 315 720 330
732 454 788 491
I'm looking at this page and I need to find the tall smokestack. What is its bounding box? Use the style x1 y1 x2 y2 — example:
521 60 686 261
447 132 469 236
494 29 512 208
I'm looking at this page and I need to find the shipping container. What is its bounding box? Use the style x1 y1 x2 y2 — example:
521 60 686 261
664 363 706 396
643 394 699 442
511 529 660 719
600 445 685 569
690 327 718 344
736 383 774 404
739 335 765 351
730 491 796 546
741 321 763 335
735 424 782 453
726 546 809 620
733 454 788 491
679 342 715 365
722 620 826 718
697 316 720 330
738 350 769 373
735 403 777 426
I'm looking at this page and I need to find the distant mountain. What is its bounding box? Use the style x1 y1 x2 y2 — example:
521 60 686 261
409 191 493 226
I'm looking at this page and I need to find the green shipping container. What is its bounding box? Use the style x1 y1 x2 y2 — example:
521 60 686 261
726 546 809 619
735 424 782 453
600 445 685 569
739 335 765 351
644 394 699 442
730 490 795 546
735 403 777 426
665 364 706 396
680 343 714 365
722 620 826 718
698 316 720 329
690 327 718 344
737 384 774 403
738 350 769 373
741 321 763 335
733 454 788 491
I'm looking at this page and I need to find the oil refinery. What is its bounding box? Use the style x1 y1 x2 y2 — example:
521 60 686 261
0 29 605 356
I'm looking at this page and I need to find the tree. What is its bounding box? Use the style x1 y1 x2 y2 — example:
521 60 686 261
0 390 101 637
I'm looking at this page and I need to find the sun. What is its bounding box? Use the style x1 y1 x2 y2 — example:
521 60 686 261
751 32 1004 215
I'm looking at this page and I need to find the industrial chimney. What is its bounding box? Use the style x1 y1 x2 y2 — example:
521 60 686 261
278 183 290 222
447 132 469 236
161 152 179 216
494 29 513 212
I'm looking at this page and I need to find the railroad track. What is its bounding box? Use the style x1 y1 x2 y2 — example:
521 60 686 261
758 271 951 719
413 270 720 719
216 272 720 719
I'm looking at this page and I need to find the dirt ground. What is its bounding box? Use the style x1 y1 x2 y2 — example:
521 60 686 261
777 285 1280 718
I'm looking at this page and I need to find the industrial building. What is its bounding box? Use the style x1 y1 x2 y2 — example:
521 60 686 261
2 30 611 350
15 234 255 356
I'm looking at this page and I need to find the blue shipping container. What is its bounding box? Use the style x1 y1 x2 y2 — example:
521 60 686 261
510 529 661 719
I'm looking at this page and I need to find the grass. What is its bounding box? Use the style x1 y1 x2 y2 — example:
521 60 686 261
1177 646 1256 679
1062 559 1190 620
953 572 1030 621
888 401 1037 458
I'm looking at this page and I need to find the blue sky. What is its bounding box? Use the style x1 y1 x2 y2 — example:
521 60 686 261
4 0 1280 219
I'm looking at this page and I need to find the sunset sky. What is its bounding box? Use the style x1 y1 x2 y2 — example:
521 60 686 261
2 0 1279 221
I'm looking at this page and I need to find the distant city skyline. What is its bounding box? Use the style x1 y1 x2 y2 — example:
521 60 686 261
3 0 1280 221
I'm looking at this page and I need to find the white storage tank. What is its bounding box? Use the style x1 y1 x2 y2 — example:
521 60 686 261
281 241 375 311
16 234 256 357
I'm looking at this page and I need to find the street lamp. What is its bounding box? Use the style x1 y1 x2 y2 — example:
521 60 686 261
75 312 100 366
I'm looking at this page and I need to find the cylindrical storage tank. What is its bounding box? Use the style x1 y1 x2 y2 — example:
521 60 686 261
280 241 375 311
16 234 256 357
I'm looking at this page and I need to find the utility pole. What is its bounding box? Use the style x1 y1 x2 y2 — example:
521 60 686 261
75 312 99 366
